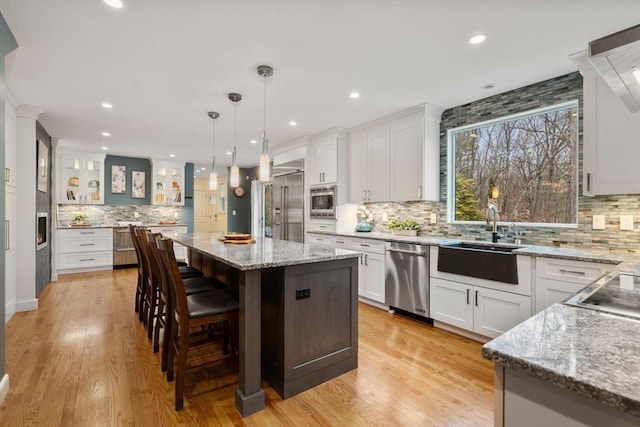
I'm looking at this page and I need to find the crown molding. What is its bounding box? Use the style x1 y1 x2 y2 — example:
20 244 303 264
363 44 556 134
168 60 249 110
16 104 44 118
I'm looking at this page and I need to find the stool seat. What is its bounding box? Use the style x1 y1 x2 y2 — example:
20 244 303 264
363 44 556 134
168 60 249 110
183 276 227 295
187 289 239 318
179 266 204 279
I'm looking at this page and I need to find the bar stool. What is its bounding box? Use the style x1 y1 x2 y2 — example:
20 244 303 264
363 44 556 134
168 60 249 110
156 236 239 411
129 225 146 316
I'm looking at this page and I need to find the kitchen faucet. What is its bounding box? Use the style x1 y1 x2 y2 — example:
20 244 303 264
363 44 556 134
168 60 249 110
487 203 500 243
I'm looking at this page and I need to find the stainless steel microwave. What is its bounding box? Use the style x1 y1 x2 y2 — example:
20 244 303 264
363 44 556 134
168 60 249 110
310 185 337 218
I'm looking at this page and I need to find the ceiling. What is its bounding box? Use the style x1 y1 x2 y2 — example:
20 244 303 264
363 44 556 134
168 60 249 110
1 0 639 177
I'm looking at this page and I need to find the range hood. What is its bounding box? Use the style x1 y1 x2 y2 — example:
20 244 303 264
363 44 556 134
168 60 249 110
588 24 640 113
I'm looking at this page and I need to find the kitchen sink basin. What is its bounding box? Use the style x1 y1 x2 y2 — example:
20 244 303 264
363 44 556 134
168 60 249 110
564 272 640 320
437 242 522 284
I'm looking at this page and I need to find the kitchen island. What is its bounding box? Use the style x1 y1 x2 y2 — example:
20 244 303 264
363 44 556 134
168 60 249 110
483 302 640 426
172 233 361 417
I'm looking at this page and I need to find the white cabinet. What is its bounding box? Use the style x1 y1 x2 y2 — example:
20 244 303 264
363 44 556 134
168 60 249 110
57 150 105 204
310 136 338 185
57 228 113 272
349 111 427 203
348 237 386 303
431 277 531 339
152 161 185 206
578 61 640 196
534 257 612 313
4 97 17 187
148 225 188 261
306 232 335 247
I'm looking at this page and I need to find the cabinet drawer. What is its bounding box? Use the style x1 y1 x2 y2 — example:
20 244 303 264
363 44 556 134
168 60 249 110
59 251 112 269
60 228 112 239
59 236 112 253
307 233 336 247
334 237 348 247
308 220 336 232
535 257 611 285
348 237 385 254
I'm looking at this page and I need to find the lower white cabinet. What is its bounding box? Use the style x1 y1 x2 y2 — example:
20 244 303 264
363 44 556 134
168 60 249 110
534 257 612 313
348 237 385 303
306 232 335 247
148 225 188 261
431 277 531 339
57 228 113 272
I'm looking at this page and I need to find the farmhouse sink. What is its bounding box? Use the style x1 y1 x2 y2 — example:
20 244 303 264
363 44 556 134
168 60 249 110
564 272 640 320
437 242 522 284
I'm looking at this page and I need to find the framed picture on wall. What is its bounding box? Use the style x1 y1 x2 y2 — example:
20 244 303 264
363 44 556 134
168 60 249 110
111 165 126 193
132 171 146 198
37 140 48 193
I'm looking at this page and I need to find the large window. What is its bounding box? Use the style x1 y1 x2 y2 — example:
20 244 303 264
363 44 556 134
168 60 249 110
447 101 578 225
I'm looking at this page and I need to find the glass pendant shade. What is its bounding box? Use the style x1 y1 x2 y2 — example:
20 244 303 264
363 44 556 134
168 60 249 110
230 165 240 188
209 170 218 191
259 153 270 181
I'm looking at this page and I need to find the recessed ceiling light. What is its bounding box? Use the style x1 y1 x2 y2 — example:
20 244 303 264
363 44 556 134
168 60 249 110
250 139 257 144
468 33 487 45
101 146 109 150
103 0 124 8
349 92 360 99
482 83 496 89
289 121 297 126
101 102 113 109
226 151 232 155
169 154 175 158
101 132 110 137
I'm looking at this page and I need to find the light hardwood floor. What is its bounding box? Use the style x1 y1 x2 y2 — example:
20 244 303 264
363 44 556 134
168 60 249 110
0 269 494 426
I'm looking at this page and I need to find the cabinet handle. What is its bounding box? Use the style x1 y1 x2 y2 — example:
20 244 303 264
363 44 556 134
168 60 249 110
116 230 131 233
418 185 422 199
559 269 586 276
4 168 9 183
364 254 368 266
5 220 9 251
80 243 95 246
80 258 95 262
319 172 322 183
80 232 95 235
587 173 591 192
475 290 479 306
466 288 470 305
360 243 370 247
363 190 367 201
318 225 327 229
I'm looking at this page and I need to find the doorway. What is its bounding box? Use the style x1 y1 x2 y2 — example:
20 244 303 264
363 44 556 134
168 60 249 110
194 177 227 233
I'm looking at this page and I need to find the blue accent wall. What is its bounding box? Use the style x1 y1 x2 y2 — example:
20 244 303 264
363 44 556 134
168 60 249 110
227 167 257 233
104 155 151 205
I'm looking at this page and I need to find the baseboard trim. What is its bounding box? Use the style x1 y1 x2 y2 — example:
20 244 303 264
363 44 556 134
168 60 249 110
0 374 9 405
15 299 38 312
357 297 388 311
5 298 16 324
433 320 490 343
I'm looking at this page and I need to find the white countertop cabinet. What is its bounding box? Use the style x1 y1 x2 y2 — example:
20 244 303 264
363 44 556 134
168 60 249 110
57 149 106 205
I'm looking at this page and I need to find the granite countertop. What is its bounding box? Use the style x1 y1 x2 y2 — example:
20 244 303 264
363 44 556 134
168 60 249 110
482 303 640 417
310 230 625 265
173 232 360 271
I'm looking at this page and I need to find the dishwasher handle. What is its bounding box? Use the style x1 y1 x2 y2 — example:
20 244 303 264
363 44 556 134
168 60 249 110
386 247 426 256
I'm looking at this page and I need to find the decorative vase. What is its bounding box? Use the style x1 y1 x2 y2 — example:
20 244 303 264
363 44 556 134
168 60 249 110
356 221 372 232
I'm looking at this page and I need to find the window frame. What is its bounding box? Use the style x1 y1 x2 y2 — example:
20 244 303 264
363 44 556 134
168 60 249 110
446 100 580 228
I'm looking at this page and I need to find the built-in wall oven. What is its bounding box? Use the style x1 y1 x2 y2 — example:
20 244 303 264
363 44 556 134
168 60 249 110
385 242 430 319
310 185 337 219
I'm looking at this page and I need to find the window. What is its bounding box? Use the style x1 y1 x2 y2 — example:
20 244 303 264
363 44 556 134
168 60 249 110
447 101 578 225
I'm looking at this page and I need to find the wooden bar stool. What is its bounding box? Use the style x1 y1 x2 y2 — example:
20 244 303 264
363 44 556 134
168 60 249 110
156 236 239 411
129 225 146 317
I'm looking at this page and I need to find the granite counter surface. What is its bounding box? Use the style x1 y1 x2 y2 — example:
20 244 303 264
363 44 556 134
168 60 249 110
173 233 360 271
483 303 640 417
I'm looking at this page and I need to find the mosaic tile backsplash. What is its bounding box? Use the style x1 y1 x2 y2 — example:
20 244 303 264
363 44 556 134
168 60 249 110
57 204 182 227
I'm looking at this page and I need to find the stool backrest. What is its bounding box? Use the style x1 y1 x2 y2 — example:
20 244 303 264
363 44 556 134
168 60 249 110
156 236 188 322
147 231 170 306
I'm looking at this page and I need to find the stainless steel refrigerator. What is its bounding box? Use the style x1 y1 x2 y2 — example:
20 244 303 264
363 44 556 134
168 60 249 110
270 160 304 243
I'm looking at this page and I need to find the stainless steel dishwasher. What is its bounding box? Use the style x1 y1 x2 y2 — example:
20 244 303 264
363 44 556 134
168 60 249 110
113 227 138 266
385 242 430 318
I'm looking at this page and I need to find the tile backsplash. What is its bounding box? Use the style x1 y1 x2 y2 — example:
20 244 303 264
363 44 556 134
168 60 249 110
57 204 182 226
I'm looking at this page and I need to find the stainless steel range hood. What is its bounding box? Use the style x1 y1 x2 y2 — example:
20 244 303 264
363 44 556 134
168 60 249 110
588 24 640 113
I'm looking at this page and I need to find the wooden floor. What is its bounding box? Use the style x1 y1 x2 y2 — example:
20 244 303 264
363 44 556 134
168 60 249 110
0 268 494 426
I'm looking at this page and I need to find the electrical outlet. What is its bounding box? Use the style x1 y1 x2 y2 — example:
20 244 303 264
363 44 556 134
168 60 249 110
232 210 237 216
174 212 179 219
430 213 437 224
134 212 139 218
620 215 634 231
592 215 605 230
382 212 388 222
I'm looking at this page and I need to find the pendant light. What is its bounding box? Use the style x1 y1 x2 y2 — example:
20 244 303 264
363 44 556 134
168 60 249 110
228 92 242 188
257 65 273 181
207 111 219 191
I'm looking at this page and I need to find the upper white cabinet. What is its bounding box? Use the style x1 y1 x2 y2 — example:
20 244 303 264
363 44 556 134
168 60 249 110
58 149 106 205
152 161 185 206
349 107 441 204
4 97 17 187
573 52 640 196
309 130 348 188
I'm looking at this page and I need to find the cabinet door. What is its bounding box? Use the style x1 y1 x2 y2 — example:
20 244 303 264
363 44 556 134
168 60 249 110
4 102 17 187
169 165 184 205
59 153 83 204
535 278 586 314
430 277 473 330
390 114 424 201
323 137 338 184
364 251 385 303
310 143 326 186
349 131 368 203
474 288 531 339
83 155 104 204
357 255 366 297
367 127 390 202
